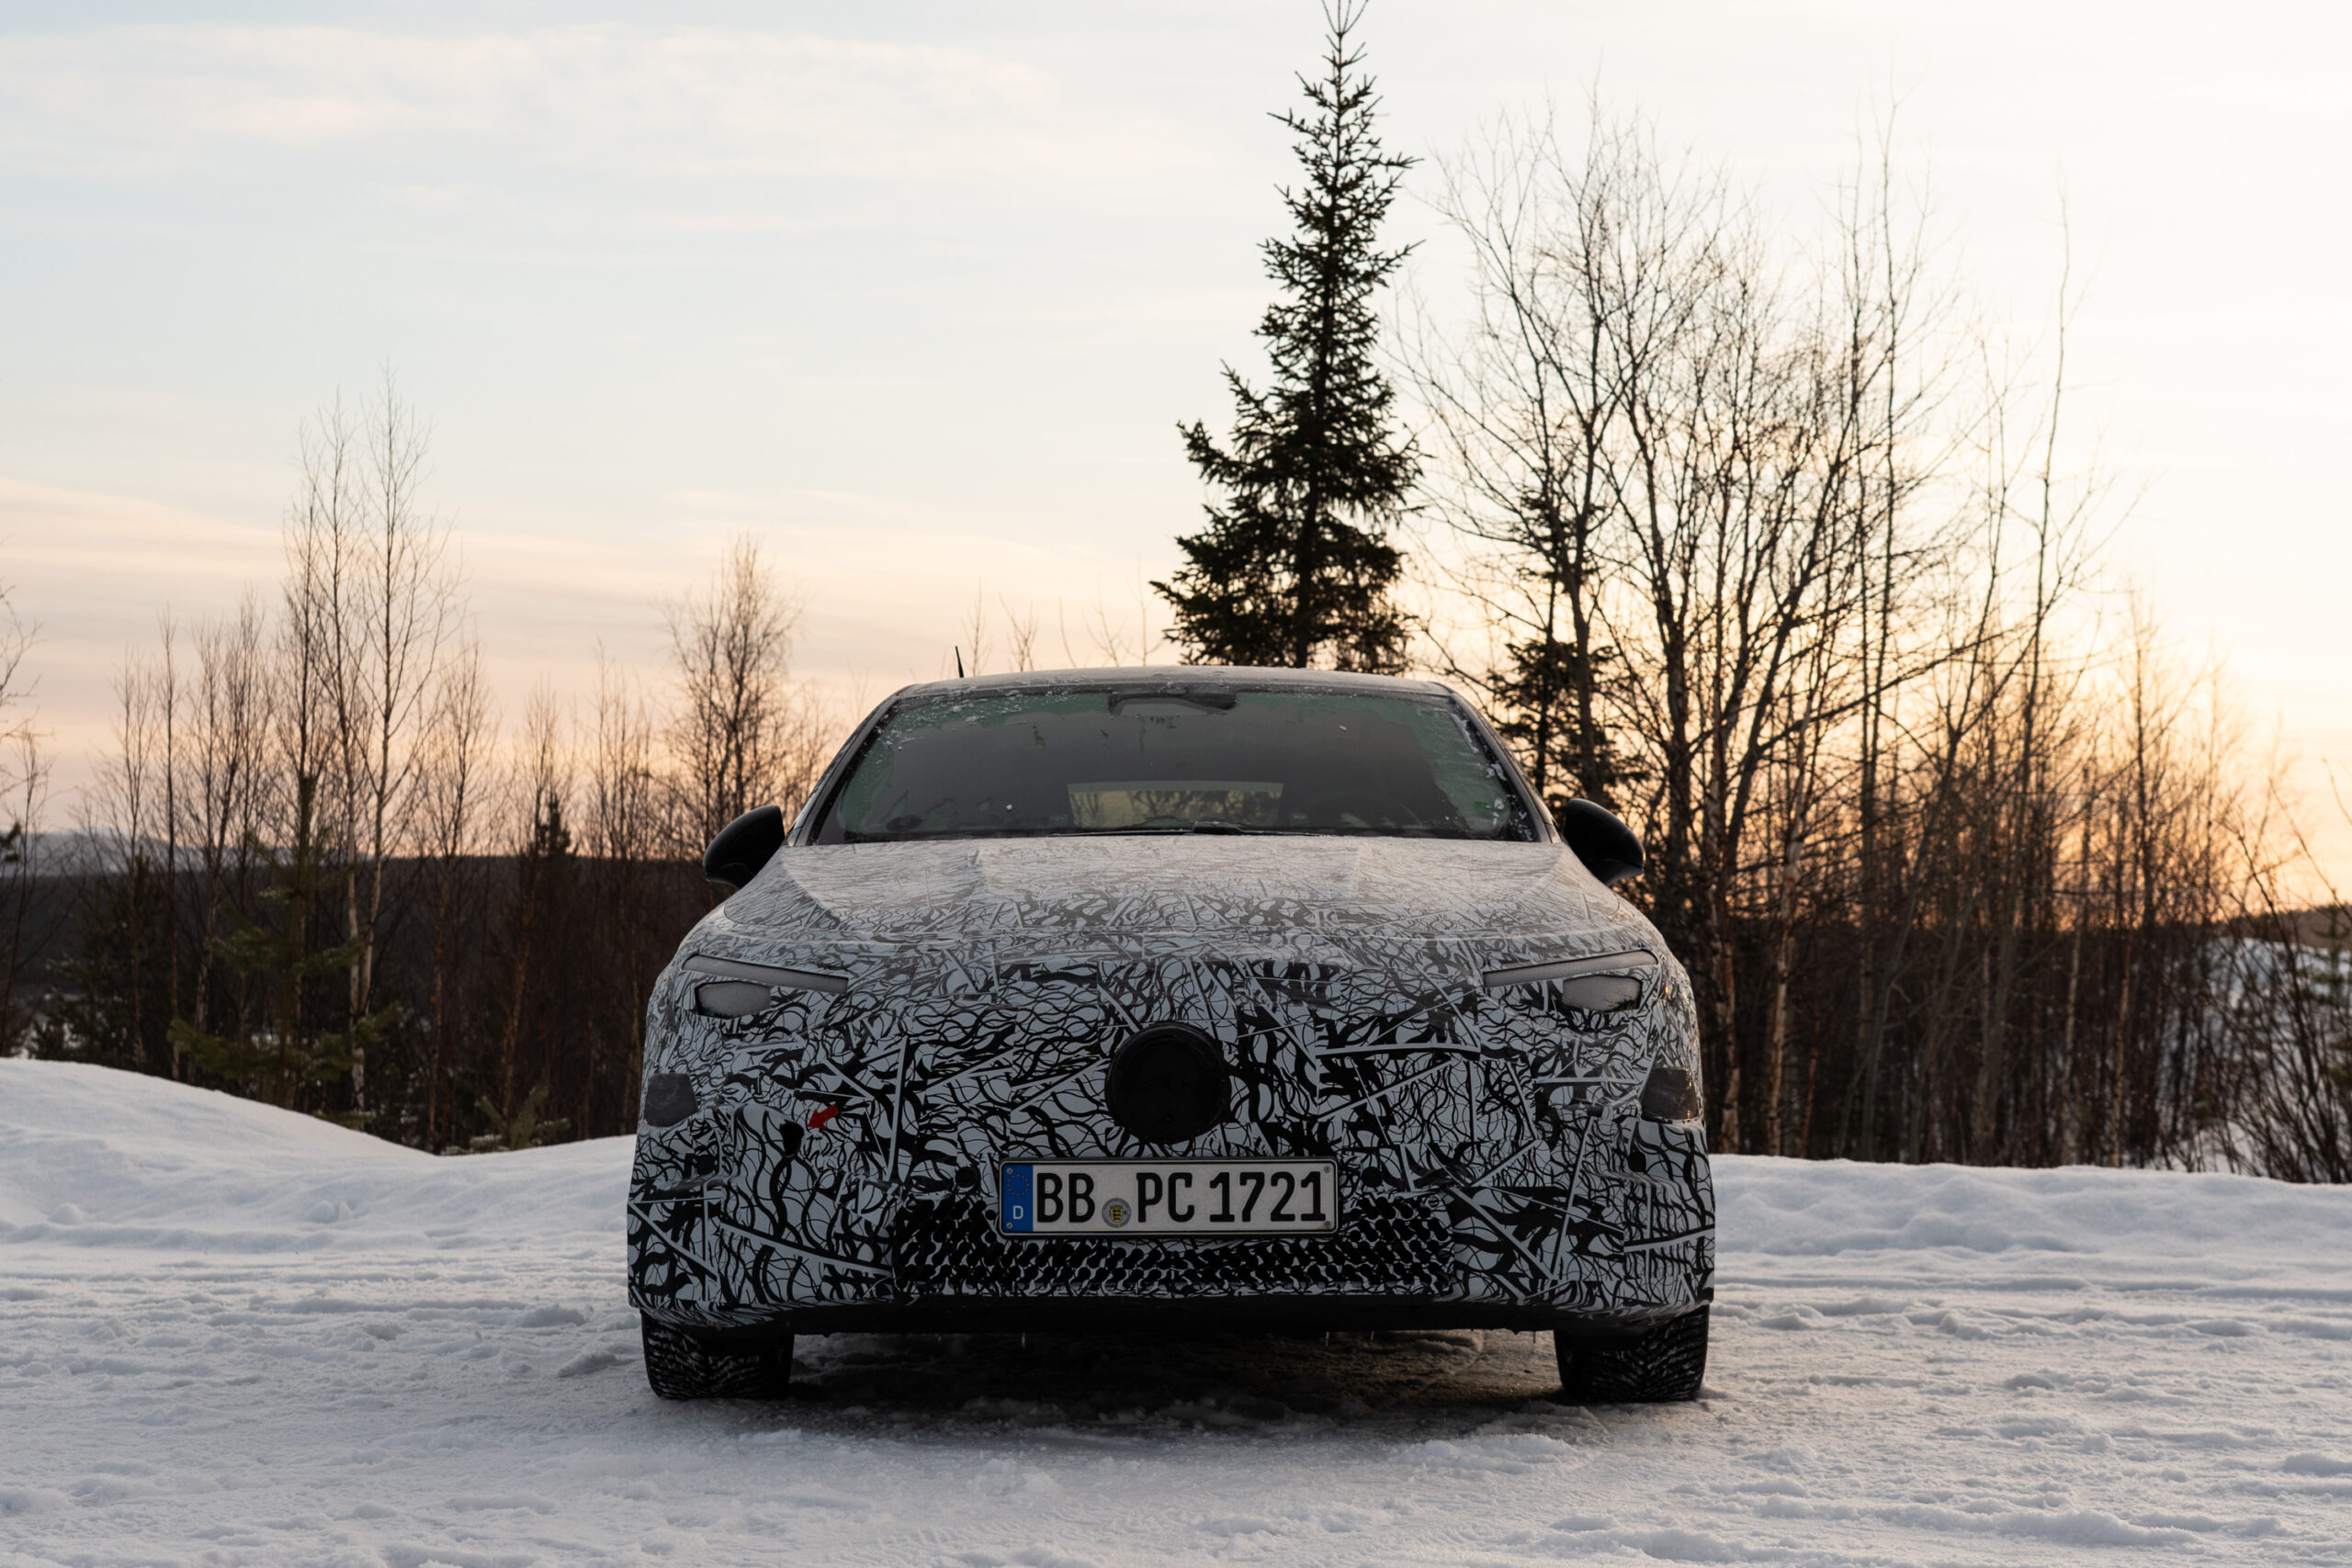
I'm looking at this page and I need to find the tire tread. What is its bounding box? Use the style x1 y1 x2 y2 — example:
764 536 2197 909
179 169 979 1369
1559 1307 1708 1403
640 1314 795 1401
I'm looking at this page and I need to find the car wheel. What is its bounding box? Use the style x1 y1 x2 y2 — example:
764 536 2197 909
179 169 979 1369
1557 1307 1707 1403
640 1313 795 1401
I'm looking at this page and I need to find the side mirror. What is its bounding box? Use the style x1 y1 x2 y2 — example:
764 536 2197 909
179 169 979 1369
703 805 786 892
1555 798 1644 886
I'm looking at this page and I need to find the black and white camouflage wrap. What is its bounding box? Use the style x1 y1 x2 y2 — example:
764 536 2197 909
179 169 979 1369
628 832 1714 1336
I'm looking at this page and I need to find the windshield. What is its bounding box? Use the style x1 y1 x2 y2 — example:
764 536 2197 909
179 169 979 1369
812 687 1538 843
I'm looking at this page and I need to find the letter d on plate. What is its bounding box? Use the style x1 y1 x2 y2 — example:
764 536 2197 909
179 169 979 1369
1001 1163 1034 1233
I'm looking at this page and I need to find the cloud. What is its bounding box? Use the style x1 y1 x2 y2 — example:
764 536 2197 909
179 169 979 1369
0 23 1214 191
0 470 1182 798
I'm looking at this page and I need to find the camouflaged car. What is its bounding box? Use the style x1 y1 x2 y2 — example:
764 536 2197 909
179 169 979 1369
629 668 1713 1402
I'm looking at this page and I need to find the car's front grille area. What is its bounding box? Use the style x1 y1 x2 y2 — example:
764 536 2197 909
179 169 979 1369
893 1191 1459 1301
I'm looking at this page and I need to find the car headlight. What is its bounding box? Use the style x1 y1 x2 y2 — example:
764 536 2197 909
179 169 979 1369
694 980 776 1019
1482 950 1655 1012
681 953 848 1018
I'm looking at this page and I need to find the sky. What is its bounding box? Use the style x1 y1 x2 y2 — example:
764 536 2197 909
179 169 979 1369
2 2 2347 873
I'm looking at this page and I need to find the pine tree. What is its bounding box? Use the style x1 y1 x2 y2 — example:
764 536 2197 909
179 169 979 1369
1156 2 1418 671
1488 633 1640 815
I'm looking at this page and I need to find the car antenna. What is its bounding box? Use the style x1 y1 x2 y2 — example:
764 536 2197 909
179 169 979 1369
955 647 965 678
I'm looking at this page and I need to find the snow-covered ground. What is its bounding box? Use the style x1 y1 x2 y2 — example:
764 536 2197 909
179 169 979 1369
4 1061 2349 1567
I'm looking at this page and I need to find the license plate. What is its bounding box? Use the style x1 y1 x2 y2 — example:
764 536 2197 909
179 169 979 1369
999 1159 1339 1237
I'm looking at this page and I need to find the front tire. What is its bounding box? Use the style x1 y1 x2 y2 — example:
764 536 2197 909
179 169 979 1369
1558 1307 1708 1403
640 1314 795 1401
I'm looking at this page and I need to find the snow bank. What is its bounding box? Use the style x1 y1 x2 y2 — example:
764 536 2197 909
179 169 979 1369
0 1059 623 1255
1719 1152 2352 1273
7 1058 2343 1280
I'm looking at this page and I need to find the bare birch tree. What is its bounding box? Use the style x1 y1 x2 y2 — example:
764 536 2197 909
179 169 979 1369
664 536 819 847
347 368 456 1029
585 650 665 1124
178 594 272 1050
415 635 494 1146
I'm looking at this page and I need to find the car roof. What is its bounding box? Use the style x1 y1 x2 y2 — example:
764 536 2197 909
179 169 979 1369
889 666 1458 702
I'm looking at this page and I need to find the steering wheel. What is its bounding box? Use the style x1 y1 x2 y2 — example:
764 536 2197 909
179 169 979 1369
1295 788 1422 829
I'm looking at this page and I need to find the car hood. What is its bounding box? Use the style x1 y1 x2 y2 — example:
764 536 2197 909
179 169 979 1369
688 835 1661 961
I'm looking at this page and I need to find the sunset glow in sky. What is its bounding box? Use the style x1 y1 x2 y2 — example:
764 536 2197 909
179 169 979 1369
3 2 2346 872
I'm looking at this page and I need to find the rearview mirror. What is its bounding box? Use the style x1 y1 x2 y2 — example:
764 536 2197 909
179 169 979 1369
704 805 786 892
1555 798 1644 886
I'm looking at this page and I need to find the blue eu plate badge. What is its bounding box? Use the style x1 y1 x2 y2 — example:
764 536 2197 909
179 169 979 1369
997 1158 1335 1237
1001 1163 1035 1233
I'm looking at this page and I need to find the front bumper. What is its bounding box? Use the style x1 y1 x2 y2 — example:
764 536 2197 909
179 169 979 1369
630 941 1714 1337
628 1122 1713 1337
